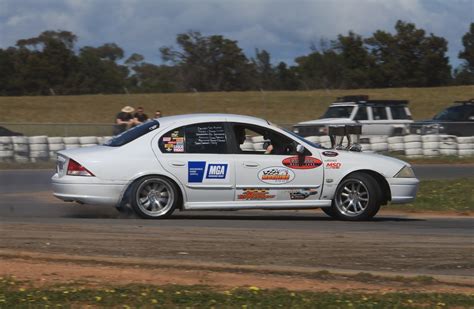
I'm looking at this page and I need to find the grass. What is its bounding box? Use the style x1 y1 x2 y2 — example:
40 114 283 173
392 178 474 212
0 277 472 308
1 85 473 125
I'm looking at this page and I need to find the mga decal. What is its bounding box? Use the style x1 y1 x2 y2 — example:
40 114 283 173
258 167 295 184
282 156 322 169
326 162 342 169
206 164 228 179
289 188 318 200
188 161 206 183
238 188 275 200
322 151 339 157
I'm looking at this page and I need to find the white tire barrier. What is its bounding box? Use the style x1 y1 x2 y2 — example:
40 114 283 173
440 149 457 156
370 136 388 144
29 136 48 144
361 144 371 151
47 137 63 144
457 143 473 150
439 135 457 143
458 149 474 157
0 143 13 151
79 136 98 144
49 143 65 151
65 144 81 149
439 141 457 149
371 143 388 152
405 149 423 156
389 143 405 151
29 151 49 158
457 136 473 143
319 136 331 143
29 144 48 151
306 136 320 143
421 135 439 142
0 136 12 143
14 154 29 162
0 150 14 158
423 149 440 156
404 142 422 149
403 134 422 143
63 137 80 144
422 142 439 149
11 136 28 144
387 136 404 144
13 144 28 152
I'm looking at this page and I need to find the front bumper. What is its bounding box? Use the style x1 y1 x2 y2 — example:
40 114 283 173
51 173 126 206
387 177 420 204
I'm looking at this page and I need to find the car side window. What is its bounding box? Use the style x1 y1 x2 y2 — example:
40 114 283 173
158 122 228 154
372 106 388 120
390 106 410 119
354 107 368 120
231 123 300 155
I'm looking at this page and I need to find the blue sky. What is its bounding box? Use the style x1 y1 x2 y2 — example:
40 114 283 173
0 0 472 68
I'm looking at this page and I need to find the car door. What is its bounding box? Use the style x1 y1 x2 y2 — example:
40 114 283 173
229 123 324 205
156 121 235 205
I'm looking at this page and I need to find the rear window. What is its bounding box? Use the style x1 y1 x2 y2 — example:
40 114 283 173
104 120 159 147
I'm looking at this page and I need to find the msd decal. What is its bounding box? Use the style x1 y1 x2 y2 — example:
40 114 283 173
206 164 228 179
282 156 322 169
326 162 342 169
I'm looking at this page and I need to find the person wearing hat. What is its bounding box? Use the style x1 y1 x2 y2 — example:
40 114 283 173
114 106 135 135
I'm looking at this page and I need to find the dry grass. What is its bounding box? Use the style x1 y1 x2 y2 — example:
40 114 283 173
0 85 473 125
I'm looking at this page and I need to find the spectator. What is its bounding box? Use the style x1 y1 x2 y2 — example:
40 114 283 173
133 106 148 126
154 110 162 119
114 106 135 135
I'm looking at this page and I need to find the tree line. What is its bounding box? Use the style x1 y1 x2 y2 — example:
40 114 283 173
0 20 472 96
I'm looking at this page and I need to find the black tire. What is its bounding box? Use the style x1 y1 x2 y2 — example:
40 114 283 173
321 206 337 218
130 176 179 219
328 172 382 221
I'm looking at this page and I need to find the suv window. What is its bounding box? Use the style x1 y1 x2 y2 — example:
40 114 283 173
372 106 388 120
159 122 228 154
321 106 354 118
105 120 159 147
354 107 368 120
434 105 472 121
390 106 411 120
232 123 303 155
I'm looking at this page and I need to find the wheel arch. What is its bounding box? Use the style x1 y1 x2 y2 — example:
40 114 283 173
118 173 186 210
341 169 391 205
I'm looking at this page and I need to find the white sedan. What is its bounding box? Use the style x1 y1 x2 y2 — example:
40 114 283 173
52 114 419 221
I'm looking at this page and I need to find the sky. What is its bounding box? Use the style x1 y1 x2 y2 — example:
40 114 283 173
0 0 473 68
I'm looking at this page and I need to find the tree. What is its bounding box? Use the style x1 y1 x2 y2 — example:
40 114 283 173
252 49 275 89
160 31 254 91
455 23 474 85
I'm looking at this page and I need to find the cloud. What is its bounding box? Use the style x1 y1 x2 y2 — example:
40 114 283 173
0 0 471 67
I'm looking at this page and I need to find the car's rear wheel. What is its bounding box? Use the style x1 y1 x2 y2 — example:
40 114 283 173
130 176 179 219
325 173 381 221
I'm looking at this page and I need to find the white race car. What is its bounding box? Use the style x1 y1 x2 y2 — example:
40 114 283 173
52 114 419 221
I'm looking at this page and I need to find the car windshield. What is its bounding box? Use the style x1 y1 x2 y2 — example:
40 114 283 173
104 120 160 147
433 106 470 121
321 106 354 118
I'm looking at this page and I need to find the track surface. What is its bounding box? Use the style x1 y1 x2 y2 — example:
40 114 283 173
0 167 473 280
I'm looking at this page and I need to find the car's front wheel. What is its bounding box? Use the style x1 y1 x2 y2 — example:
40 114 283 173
130 176 179 219
324 173 382 221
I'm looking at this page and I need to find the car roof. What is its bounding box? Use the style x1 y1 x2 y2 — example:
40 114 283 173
156 113 270 126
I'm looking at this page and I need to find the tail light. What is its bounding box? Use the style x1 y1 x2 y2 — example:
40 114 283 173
67 159 95 176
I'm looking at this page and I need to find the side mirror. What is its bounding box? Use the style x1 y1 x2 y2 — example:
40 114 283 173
296 144 305 154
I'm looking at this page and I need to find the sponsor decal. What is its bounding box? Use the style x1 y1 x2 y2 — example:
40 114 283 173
162 137 171 142
206 164 228 179
288 188 318 200
188 161 206 183
326 162 342 169
322 151 339 157
258 167 295 184
238 188 275 200
174 143 184 152
282 156 322 169
162 133 185 152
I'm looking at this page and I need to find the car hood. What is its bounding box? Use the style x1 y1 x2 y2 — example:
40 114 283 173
297 118 354 126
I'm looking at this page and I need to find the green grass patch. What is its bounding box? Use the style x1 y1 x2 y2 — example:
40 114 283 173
0 277 472 308
1 86 473 125
393 178 474 212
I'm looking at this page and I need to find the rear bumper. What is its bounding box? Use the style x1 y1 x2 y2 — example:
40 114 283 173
51 173 126 206
387 178 420 204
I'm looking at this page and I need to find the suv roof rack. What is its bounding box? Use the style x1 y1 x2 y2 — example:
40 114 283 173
334 95 408 105
454 99 474 105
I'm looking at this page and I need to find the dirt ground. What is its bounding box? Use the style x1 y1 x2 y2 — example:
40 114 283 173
0 220 472 293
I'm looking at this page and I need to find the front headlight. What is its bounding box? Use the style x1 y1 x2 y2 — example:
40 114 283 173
394 165 416 178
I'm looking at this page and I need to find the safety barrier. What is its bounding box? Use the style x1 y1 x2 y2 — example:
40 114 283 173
0 134 473 163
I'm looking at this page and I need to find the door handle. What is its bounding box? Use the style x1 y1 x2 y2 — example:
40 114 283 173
243 161 259 167
170 161 186 167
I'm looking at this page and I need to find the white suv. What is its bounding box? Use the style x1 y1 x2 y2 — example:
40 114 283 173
293 95 413 136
